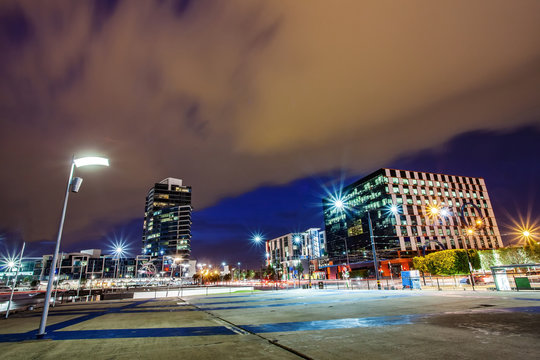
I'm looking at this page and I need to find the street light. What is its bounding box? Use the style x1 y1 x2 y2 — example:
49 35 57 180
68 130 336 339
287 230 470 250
5 242 25 318
332 197 382 289
37 155 109 339
111 241 127 279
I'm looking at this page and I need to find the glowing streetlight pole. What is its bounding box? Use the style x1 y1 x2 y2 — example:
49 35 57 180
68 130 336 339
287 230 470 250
114 246 125 279
333 199 394 290
37 156 109 339
5 242 25 319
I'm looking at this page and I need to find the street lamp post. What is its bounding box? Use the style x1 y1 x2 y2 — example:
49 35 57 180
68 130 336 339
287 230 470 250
367 211 381 290
37 156 109 339
332 200 402 290
5 242 25 319
76 258 87 299
430 203 484 289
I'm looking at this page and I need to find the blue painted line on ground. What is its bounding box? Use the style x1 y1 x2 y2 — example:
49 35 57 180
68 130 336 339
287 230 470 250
514 297 540 302
242 314 422 333
193 290 346 301
193 293 414 307
42 300 155 333
42 308 199 316
0 326 235 342
49 326 236 340
0 332 37 342
197 294 413 311
500 306 540 313
1 303 538 343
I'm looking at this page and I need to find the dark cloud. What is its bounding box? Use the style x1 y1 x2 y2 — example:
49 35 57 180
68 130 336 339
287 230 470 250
92 0 120 33
0 4 34 46
0 0 539 253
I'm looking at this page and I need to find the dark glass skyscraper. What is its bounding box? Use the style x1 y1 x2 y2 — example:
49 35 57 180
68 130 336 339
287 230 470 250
142 178 192 259
323 168 502 263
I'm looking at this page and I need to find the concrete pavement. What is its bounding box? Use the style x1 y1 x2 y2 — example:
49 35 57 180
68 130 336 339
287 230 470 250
0 289 539 359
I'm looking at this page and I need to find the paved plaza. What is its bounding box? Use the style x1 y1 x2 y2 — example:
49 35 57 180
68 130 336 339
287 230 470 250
1 289 539 359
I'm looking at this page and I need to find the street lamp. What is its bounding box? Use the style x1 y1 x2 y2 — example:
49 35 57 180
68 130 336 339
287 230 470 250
5 242 25 319
37 155 109 339
332 198 383 289
114 245 125 278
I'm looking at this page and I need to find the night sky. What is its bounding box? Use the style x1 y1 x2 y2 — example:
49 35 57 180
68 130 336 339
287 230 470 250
1 1 539 268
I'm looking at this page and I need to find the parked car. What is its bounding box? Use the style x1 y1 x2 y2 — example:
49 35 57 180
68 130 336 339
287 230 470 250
460 275 486 284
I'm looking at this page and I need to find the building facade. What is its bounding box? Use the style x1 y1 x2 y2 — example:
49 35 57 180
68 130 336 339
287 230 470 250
36 249 197 281
322 168 503 264
265 228 326 279
142 178 192 259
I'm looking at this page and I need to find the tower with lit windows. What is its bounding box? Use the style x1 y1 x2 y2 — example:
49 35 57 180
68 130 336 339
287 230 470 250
142 178 192 259
322 168 503 263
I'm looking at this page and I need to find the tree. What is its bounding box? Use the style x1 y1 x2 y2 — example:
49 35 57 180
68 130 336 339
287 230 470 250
413 256 428 273
498 247 528 265
478 250 498 270
264 265 275 279
296 263 304 277
524 239 540 262
413 249 480 276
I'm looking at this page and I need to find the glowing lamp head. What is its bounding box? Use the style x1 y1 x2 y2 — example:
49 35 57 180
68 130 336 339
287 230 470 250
7 260 15 268
294 236 301 243
253 236 262 243
74 156 109 168
334 199 344 210
523 230 531 238
389 205 399 214
430 207 439 215
467 228 474 235
476 219 483 225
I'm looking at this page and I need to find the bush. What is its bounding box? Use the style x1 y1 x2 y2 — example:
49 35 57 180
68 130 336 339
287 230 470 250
524 239 540 262
498 247 528 265
413 249 479 276
412 257 427 273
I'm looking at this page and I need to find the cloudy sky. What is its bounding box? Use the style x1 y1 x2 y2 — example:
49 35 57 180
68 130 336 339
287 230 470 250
1 0 539 265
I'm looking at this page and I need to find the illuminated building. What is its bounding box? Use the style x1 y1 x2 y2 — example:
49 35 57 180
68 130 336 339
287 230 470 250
265 228 326 279
142 178 192 259
322 168 503 264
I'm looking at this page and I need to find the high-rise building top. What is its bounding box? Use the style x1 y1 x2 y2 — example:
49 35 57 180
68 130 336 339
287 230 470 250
142 178 192 259
322 168 502 263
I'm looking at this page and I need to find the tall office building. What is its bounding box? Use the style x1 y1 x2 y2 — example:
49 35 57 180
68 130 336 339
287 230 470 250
322 168 503 263
142 178 192 259
265 228 326 279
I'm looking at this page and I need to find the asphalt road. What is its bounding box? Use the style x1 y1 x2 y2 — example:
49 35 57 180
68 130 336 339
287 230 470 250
0 289 539 359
